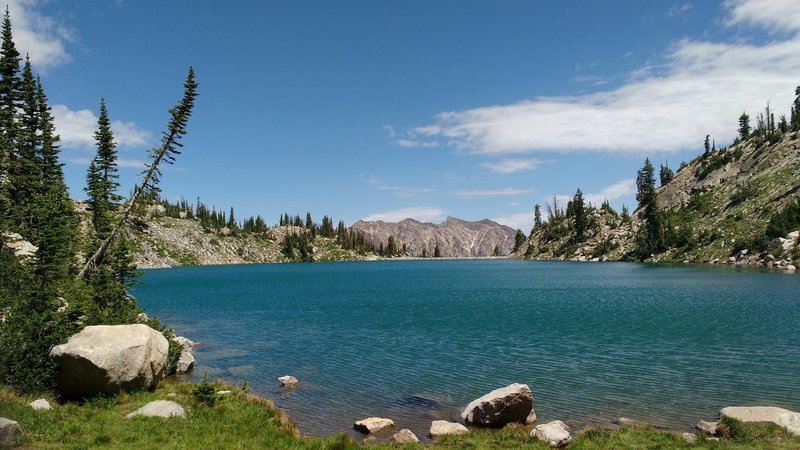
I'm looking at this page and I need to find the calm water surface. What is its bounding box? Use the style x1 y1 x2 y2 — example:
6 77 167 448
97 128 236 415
133 260 800 439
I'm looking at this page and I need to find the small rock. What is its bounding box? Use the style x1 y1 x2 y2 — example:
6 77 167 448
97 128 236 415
176 351 195 374
0 417 22 447
362 436 378 444
788 231 800 240
167 392 178 397
430 420 468 438
727 256 737 264
354 417 394 434
390 428 420 443
278 375 299 388
526 410 537 424
29 399 52 411
696 419 718 435
216 390 232 395
173 336 194 353
531 420 572 448
681 432 696 443
136 312 149 322
786 265 797 271
616 417 647 426
126 400 186 418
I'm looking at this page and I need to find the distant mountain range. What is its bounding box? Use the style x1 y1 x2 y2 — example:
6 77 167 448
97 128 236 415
351 216 516 258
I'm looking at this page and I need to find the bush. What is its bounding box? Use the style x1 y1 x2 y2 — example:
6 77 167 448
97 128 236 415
191 372 217 407
766 197 800 239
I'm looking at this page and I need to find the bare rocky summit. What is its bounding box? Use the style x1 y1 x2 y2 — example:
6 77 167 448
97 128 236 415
351 216 516 257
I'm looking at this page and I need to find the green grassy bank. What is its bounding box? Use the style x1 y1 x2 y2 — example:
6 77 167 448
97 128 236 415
1 380 798 449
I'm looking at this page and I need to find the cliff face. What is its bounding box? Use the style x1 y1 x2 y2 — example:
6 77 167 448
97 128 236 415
350 216 517 257
515 133 800 267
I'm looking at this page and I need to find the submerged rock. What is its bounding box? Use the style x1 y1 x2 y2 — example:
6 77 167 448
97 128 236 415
278 375 299 388
696 419 719 435
430 420 468 437
126 400 186 418
531 420 572 448
720 406 800 436
354 417 394 434
50 324 168 399
461 383 533 427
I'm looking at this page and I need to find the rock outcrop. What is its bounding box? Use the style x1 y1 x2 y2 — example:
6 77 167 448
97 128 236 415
720 406 800 436
430 420 468 437
126 400 186 418
354 417 394 434
0 418 21 447
461 383 533 427
351 216 516 257
531 420 572 448
50 324 169 399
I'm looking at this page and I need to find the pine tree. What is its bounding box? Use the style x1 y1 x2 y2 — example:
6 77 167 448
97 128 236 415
659 163 674 186
433 244 441 258
513 229 526 252
85 98 121 240
569 189 587 243
703 134 711 156
0 6 20 138
635 158 666 258
739 112 751 140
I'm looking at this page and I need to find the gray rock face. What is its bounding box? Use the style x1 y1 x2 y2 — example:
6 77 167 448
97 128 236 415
430 420 468 437
176 351 195 374
354 417 394 434
390 428 419 443
126 400 186 418
29 399 52 411
696 419 719 435
461 383 533 427
0 418 21 447
531 420 572 448
50 324 169 399
720 406 800 436
351 216 516 257
278 375 299 388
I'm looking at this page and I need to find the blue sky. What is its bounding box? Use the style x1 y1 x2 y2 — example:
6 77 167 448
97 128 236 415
11 0 800 230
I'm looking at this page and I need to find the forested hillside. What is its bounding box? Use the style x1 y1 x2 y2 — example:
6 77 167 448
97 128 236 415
515 90 800 269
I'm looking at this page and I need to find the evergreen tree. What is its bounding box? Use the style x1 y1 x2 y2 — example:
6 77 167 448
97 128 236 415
0 6 20 138
513 228 526 252
433 244 441 258
659 163 674 186
703 134 711 156
792 87 800 132
635 158 666 258
531 204 542 236
570 188 587 243
386 235 398 256
85 98 121 240
492 244 501 257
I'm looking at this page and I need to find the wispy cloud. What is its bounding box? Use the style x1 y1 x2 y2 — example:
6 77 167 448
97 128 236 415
384 124 440 148
492 212 534 232
52 104 152 149
402 0 800 156
65 157 147 169
361 176 432 197
361 207 447 223
450 188 534 198
7 0 72 70
481 158 546 174
584 178 636 206
667 2 693 17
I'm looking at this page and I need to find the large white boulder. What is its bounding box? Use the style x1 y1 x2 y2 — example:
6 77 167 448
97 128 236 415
531 420 572 448
29 399 52 411
430 420 468 438
720 406 800 436
461 383 533 427
354 417 394 434
126 400 185 418
0 418 21 447
50 324 169 399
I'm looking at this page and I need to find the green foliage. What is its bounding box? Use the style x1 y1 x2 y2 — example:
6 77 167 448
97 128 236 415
766 197 800 239
165 339 183 376
659 163 674 186
591 238 618 259
513 228 526 252
191 372 217 407
281 232 314 262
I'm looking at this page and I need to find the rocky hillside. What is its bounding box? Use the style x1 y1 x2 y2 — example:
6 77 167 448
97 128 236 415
351 216 517 257
515 132 800 269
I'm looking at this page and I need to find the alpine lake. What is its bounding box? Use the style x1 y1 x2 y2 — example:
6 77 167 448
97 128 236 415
133 259 800 440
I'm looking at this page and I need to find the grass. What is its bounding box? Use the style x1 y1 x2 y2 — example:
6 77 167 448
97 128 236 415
2 381 799 449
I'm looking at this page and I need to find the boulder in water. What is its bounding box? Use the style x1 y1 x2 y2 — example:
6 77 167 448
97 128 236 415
391 428 419 443
461 383 533 427
354 417 394 434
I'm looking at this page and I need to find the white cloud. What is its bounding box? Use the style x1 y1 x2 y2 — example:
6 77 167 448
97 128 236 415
52 104 152 149
481 158 545 174
396 139 439 148
584 178 636 206
7 0 72 70
668 2 693 17
361 207 447 223
408 0 800 156
450 188 534 198
361 175 432 197
492 212 534 232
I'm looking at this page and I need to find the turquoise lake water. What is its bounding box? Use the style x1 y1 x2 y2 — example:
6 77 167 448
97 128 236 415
133 260 800 439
